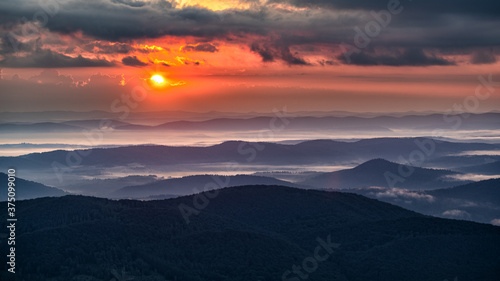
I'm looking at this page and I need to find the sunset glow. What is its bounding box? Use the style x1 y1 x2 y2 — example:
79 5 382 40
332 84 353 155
0 0 498 113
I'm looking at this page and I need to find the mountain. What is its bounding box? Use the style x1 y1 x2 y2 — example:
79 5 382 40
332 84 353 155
0 122 83 132
1 185 498 281
64 175 161 197
1 138 498 169
0 172 67 200
426 155 500 170
61 119 133 129
152 116 392 131
345 178 500 224
111 174 301 198
300 158 467 190
428 178 500 205
456 160 500 175
107 112 500 131
2 112 499 132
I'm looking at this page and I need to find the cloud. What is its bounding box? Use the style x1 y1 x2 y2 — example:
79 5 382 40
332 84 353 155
0 34 41 54
318 59 336 66
268 0 500 16
28 69 73 85
110 0 148 8
0 48 115 68
442 209 471 219
444 174 500 182
338 48 455 66
181 43 218 52
122 56 148 66
470 50 497 64
81 42 135 54
250 42 309 65
491 219 500 226
374 187 435 202
0 0 499 68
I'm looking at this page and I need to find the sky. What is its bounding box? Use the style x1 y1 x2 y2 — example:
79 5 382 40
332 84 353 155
0 0 499 113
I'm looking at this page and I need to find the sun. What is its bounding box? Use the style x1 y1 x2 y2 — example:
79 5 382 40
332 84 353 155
150 74 165 85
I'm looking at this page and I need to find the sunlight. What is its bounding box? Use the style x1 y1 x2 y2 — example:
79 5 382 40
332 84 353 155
150 74 165 85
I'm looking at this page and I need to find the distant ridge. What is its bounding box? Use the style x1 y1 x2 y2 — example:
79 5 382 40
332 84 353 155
300 158 467 190
1 137 498 168
0 172 67 200
111 174 302 198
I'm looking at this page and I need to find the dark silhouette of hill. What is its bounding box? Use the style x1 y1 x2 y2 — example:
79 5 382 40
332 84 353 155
300 159 467 190
1 185 499 281
456 160 500 175
0 172 67 200
428 178 500 205
112 174 302 198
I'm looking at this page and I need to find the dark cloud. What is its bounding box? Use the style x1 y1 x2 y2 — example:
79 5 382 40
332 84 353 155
250 42 275 62
318 59 336 66
338 48 455 66
181 43 219 52
0 34 41 54
250 42 309 65
111 0 147 8
0 48 115 68
122 56 148 66
470 50 497 65
81 42 134 54
268 0 500 16
0 0 499 68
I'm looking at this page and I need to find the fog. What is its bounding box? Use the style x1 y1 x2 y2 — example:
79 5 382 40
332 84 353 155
1 128 499 157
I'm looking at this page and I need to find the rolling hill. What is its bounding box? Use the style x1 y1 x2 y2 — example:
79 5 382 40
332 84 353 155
1 185 499 281
111 174 301 198
456 160 500 175
0 172 67 200
300 158 467 190
345 178 500 224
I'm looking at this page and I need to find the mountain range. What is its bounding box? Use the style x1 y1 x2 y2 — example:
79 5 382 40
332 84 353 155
1 112 499 132
1 185 498 281
1 138 498 171
111 174 303 199
345 178 500 224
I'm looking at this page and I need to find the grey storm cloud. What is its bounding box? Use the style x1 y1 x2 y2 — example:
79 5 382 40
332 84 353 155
338 48 455 66
470 50 497 65
81 42 135 54
268 0 500 16
250 42 309 65
0 0 499 66
121 55 148 66
0 48 115 68
181 43 219 53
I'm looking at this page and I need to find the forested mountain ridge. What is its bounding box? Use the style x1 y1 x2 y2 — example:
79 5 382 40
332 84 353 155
1 185 499 281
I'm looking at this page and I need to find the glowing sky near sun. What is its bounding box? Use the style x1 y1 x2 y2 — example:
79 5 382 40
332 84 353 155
0 0 499 113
